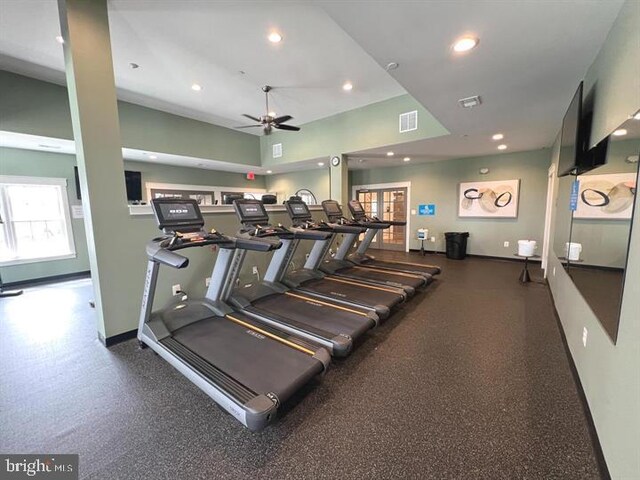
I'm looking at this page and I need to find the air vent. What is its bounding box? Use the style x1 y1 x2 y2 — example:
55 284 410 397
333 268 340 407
458 95 482 108
399 110 418 133
272 143 282 158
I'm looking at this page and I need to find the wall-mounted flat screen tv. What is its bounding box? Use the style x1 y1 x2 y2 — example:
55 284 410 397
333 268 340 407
558 82 583 177
74 167 142 201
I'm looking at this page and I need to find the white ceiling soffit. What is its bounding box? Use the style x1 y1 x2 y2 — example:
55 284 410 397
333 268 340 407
0 0 406 132
319 0 625 153
0 130 328 175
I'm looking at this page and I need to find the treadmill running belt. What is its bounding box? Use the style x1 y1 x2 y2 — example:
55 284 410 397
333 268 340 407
363 259 441 276
253 293 374 339
171 314 323 402
301 277 403 307
342 266 426 289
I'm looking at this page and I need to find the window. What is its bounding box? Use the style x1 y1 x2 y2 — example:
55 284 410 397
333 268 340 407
0 176 76 266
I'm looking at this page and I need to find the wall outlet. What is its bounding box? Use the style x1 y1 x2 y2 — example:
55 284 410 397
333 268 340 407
582 327 588 347
205 277 211 287
252 266 259 275
171 284 182 296
503 241 510 248
430 236 435 242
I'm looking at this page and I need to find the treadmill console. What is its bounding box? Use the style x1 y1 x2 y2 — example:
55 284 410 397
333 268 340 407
234 199 270 225
284 199 312 222
321 200 345 223
152 198 204 233
348 200 366 221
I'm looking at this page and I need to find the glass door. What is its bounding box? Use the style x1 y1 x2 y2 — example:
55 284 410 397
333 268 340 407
356 187 407 251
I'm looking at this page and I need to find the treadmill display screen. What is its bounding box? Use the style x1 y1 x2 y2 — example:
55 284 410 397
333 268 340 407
238 202 268 220
158 202 200 222
350 202 364 213
290 203 308 215
151 198 204 230
323 201 342 216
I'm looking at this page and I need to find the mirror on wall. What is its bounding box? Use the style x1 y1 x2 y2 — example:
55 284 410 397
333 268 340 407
564 115 639 342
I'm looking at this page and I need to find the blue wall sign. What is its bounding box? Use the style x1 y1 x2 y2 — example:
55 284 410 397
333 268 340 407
569 180 580 211
418 204 436 216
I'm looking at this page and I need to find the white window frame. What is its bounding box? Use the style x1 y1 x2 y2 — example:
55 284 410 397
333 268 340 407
0 175 77 266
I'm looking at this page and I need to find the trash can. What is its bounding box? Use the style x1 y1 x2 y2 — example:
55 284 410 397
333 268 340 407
445 232 470 260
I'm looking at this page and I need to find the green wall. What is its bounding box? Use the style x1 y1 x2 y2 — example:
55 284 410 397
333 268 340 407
260 94 449 166
265 168 330 204
0 70 260 166
350 150 550 256
0 147 90 283
547 1 640 478
0 147 265 284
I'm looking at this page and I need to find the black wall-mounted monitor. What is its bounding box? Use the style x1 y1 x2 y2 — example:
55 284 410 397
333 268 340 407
124 171 142 201
558 82 583 177
74 167 142 202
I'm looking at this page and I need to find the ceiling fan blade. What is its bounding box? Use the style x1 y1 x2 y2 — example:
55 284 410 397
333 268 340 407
242 114 262 122
274 124 300 131
272 115 292 124
234 125 263 128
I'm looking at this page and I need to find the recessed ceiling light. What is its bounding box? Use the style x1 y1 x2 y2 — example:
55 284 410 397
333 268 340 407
266 170 273 174
129 62 139 69
191 83 202 92
386 151 394 157
342 82 353 91
385 62 399 71
55 35 64 44
149 155 158 160
497 144 507 150
453 36 479 53
492 133 504 141
317 162 325 167
268 111 276 117
268 32 282 43
403 157 411 162
613 129 627 136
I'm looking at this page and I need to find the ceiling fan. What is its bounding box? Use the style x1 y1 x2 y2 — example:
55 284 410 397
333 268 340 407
235 85 301 135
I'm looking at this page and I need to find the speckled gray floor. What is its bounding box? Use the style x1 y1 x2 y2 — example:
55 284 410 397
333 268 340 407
0 255 604 479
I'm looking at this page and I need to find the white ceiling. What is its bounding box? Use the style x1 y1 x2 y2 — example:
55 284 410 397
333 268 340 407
323 0 625 167
0 0 406 131
0 0 627 169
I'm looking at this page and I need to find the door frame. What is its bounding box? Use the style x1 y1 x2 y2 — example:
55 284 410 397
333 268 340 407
541 164 556 275
351 181 411 252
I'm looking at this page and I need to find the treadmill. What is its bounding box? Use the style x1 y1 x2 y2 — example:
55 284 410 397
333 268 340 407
319 200 429 295
346 199 441 278
281 197 406 320
138 198 330 432
225 199 378 357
